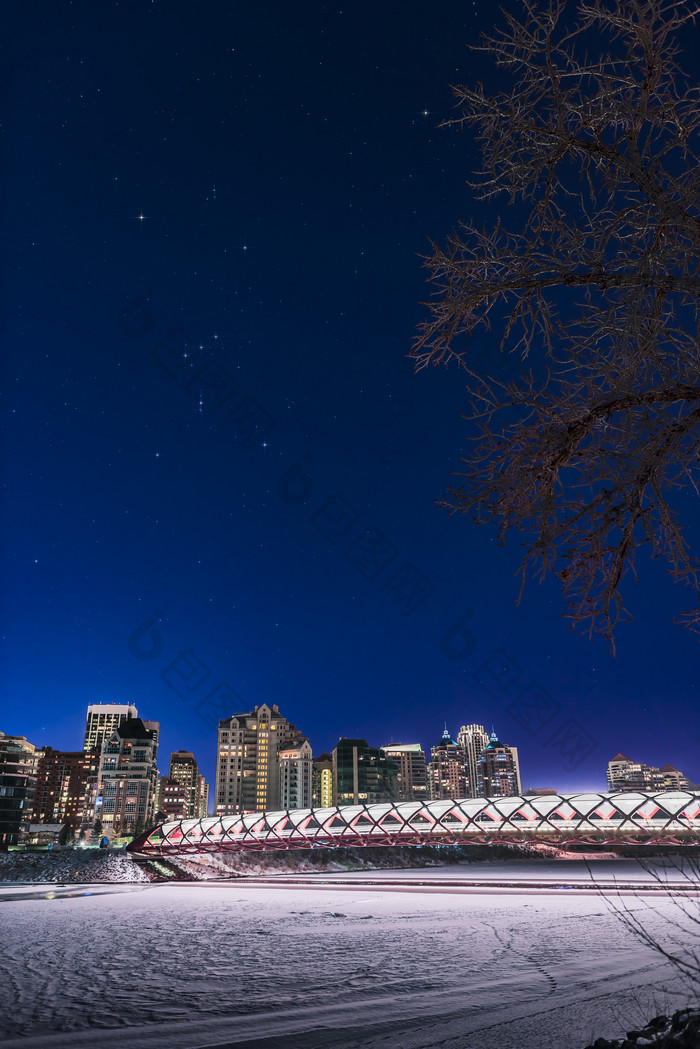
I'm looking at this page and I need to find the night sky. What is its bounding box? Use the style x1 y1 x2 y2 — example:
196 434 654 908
4 0 700 798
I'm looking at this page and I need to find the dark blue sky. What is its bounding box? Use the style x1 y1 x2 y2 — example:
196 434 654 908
4 0 700 796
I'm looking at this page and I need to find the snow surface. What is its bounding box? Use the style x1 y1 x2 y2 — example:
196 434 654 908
0 864 695 1049
0 849 151 884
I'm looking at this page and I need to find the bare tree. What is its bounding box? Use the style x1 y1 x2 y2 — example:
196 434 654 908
596 855 700 988
412 0 700 648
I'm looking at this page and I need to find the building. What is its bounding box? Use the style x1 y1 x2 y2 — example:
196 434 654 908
312 753 333 808
457 724 489 798
157 776 189 820
19 824 64 848
216 704 306 815
0 732 41 847
142 720 160 752
169 751 209 818
279 739 313 810
31 747 101 833
477 730 521 798
607 753 694 792
457 723 489 798
381 743 428 802
333 739 398 807
84 703 138 752
524 787 558 796
428 727 468 800
661 765 694 790
198 776 209 817
97 717 159 838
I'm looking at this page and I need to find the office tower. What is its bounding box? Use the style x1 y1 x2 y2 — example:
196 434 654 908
84 703 138 752
607 753 693 792
279 739 313 810
170 750 197 799
477 730 521 798
216 704 305 815
312 753 333 808
428 727 469 800
31 747 101 833
196 774 209 817
169 750 209 818
157 776 189 820
457 724 489 798
97 717 159 837
381 743 428 802
0 732 41 846
332 739 399 807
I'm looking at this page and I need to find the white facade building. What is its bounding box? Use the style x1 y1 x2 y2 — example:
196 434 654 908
279 739 313 810
84 703 138 752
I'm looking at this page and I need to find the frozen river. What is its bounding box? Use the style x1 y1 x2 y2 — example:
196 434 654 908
0 861 695 1049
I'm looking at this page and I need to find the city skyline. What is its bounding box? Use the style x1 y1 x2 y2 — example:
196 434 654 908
5 1 700 811
4 694 699 847
5 696 697 806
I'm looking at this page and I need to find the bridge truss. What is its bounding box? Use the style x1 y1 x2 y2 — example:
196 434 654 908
129 790 700 856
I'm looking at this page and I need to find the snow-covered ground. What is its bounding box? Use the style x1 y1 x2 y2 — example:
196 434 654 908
0 864 696 1049
0 848 152 883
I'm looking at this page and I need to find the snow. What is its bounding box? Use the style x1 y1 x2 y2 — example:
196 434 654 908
0 862 695 1049
0 849 151 884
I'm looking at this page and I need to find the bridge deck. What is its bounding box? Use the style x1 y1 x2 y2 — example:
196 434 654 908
129 790 700 856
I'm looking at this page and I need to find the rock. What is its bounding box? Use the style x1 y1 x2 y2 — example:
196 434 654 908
585 1006 700 1048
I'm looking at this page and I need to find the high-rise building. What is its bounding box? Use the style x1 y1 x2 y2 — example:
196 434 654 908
157 776 189 820
312 753 333 808
169 751 209 818
84 703 138 752
0 732 41 846
381 743 428 802
279 739 313 810
428 727 468 800
31 747 100 833
97 717 159 838
607 753 693 792
197 774 209 817
477 730 521 798
661 765 693 790
457 724 489 798
142 720 160 752
332 739 399 807
216 704 305 815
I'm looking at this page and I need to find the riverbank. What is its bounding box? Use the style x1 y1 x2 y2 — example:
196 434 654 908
0 841 544 883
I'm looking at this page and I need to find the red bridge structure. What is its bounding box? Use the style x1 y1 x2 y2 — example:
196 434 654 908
128 790 700 855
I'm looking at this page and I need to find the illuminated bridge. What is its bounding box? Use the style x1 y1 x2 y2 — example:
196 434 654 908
129 790 700 855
